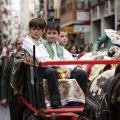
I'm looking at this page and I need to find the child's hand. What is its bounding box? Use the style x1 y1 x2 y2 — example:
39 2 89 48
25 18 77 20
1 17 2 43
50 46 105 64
109 46 119 53
65 68 72 79
114 53 120 59
92 51 98 56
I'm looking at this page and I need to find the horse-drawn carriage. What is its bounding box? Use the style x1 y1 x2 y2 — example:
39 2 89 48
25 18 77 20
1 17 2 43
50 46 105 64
19 59 120 120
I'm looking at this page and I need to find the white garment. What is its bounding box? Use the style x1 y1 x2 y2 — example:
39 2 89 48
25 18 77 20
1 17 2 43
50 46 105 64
37 42 75 70
104 29 120 44
22 36 45 62
78 51 109 71
1 47 7 56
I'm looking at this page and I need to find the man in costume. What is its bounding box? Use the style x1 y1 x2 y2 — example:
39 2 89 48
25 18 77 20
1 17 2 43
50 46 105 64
0 36 25 120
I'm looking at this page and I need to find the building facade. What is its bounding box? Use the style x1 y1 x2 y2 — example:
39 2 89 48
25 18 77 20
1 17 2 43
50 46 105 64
0 0 2 51
20 0 47 36
0 0 13 50
90 0 120 43
20 0 31 36
46 0 60 23
59 0 120 46
11 11 21 43
60 0 91 48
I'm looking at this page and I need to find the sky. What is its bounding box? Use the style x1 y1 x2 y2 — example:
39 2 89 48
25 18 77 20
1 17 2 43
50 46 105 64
12 0 20 11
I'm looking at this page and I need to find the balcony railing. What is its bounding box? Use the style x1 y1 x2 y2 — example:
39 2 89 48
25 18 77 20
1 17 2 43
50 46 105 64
91 0 105 7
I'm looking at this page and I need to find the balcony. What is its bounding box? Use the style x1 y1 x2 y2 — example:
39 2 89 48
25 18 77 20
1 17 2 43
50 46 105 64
91 0 99 7
91 0 105 7
84 0 91 10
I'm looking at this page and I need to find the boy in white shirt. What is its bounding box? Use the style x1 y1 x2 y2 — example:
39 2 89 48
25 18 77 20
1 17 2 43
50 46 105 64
22 18 46 63
22 18 62 108
58 27 68 48
38 22 88 95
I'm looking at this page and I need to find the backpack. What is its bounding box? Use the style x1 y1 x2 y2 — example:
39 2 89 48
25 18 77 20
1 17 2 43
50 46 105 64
79 69 120 120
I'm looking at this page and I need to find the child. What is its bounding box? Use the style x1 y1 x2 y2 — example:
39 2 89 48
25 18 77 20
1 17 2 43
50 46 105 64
68 44 79 55
22 18 46 63
58 28 79 60
22 18 62 108
38 22 88 95
58 28 68 48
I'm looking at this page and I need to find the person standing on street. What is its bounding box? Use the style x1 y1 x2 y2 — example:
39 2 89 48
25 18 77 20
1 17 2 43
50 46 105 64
0 36 25 120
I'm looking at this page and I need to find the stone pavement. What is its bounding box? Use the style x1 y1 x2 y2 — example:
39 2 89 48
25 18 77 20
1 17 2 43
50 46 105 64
0 105 10 120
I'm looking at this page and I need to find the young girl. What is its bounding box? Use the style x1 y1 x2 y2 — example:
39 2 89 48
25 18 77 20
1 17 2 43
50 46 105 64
68 44 79 54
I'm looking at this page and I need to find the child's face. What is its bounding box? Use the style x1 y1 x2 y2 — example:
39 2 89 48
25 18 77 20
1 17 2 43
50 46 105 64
29 27 42 39
58 32 68 46
7 45 13 52
70 46 77 54
46 29 59 43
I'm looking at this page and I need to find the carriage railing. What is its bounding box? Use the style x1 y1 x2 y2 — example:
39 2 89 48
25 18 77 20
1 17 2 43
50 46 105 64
20 59 120 117
39 59 120 66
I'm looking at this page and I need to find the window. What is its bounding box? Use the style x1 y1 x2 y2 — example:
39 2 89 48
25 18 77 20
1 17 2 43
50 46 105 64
76 0 84 10
67 0 72 4
66 3 72 12
61 0 72 15
61 8 65 15
61 0 65 15
61 0 65 9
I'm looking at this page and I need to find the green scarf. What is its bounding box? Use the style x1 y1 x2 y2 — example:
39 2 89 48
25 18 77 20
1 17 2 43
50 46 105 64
43 41 63 59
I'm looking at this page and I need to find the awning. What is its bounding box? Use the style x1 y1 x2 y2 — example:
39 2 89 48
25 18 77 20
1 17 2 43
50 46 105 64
63 26 80 34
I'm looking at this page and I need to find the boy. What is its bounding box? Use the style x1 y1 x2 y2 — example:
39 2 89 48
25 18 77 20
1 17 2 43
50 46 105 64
22 18 61 108
22 18 46 63
37 22 88 94
58 28 68 48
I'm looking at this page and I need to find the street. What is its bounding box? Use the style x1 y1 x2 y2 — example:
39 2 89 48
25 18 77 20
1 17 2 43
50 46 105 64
0 105 10 120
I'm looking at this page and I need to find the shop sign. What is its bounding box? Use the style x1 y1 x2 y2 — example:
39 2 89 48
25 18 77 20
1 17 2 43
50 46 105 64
74 25 91 32
63 26 80 34
77 11 90 21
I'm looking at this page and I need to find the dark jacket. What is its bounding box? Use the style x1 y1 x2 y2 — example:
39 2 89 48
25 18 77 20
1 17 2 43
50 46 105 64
92 32 114 52
114 64 120 76
1 53 16 103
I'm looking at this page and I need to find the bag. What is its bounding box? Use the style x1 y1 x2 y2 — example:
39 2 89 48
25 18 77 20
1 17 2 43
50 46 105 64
79 69 120 120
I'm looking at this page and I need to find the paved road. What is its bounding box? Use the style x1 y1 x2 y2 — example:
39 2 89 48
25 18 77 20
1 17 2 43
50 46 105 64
0 105 10 120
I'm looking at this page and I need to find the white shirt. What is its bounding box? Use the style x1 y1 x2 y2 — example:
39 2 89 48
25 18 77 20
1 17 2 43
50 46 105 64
22 36 45 62
104 29 120 44
37 42 75 70
1 47 7 56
